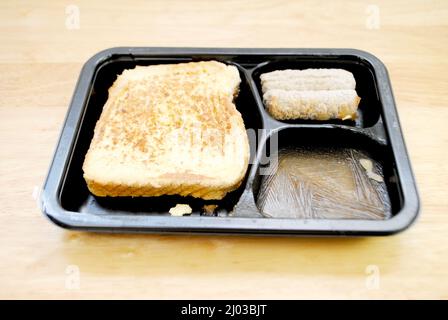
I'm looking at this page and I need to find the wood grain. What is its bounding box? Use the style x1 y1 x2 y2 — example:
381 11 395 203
0 0 447 299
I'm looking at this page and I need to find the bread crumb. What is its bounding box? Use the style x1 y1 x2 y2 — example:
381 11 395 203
359 158 384 182
169 204 192 216
202 204 218 215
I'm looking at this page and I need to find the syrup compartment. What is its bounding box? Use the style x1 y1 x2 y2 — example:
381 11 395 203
247 127 402 221
57 55 263 218
250 55 382 128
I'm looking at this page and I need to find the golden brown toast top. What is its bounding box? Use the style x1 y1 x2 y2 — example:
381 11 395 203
83 61 249 196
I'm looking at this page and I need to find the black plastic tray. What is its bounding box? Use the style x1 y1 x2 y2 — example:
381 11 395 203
41 47 419 236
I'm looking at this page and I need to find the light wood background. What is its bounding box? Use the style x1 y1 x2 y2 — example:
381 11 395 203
1 0 447 299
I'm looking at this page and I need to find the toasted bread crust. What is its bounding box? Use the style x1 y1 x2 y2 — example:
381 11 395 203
85 177 244 200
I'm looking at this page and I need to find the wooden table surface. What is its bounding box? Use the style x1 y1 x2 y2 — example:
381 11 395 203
1 0 447 299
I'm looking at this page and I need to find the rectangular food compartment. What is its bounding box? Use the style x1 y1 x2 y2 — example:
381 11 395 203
252 127 401 220
41 47 419 235
251 56 381 127
59 56 263 217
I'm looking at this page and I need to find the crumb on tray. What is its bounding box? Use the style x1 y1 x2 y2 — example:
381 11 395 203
169 204 192 216
202 204 218 215
359 158 384 182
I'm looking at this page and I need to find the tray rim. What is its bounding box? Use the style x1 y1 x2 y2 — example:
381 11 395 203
40 47 420 236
